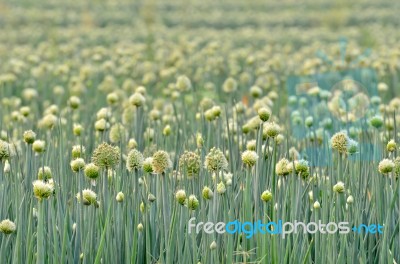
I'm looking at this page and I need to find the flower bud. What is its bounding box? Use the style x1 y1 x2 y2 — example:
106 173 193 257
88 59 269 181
387 140 397 152
202 186 213 200
261 190 272 202
257 107 270 122
32 140 45 153
116 192 124 202
23 130 36 144
175 190 186 205
70 158 85 172
333 181 345 193
217 181 226 194
187 195 199 210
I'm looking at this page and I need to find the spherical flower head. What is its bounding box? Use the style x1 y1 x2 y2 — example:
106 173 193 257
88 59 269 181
38 166 52 180
275 158 290 176
378 158 395 174
175 189 187 205
73 124 83 136
151 150 172 174
333 181 345 193
387 139 397 152
0 140 11 161
116 192 124 202
109 123 126 143
295 159 310 178
202 186 213 200
241 150 258 167
95 119 107 132
261 190 272 202
187 195 199 210
143 157 153 173
33 180 54 201
84 163 100 179
76 189 97 206
305 116 313 127
70 158 86 173
163 125 171 136
250 85 262 98
92 143 121 169
137 223 144 232
179 151 201 178
176 75 192 92
0 219 16 234
313 201 321 209
106 92 119 105
347 139 358 155
126 149 144 171
23 130 36 144
257 107 270 122
72 145 86 159
32 140 45 153
204 147 228 172
331 131 348 154
222 77 237 93
129 92 146 107
217 181 226 194
275 134 284 145
263 122 281 139
369 115 383 129
68 96 81 109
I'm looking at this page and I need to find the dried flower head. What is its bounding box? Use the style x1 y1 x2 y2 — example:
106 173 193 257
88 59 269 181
151 150 172 174
92 143 121 169
179 151 201 178
331 131 348 154
204 147 228 172
126 149 144 171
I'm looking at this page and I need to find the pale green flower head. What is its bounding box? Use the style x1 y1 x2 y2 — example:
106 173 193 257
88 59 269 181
204 147 228 172
127 149 144 171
